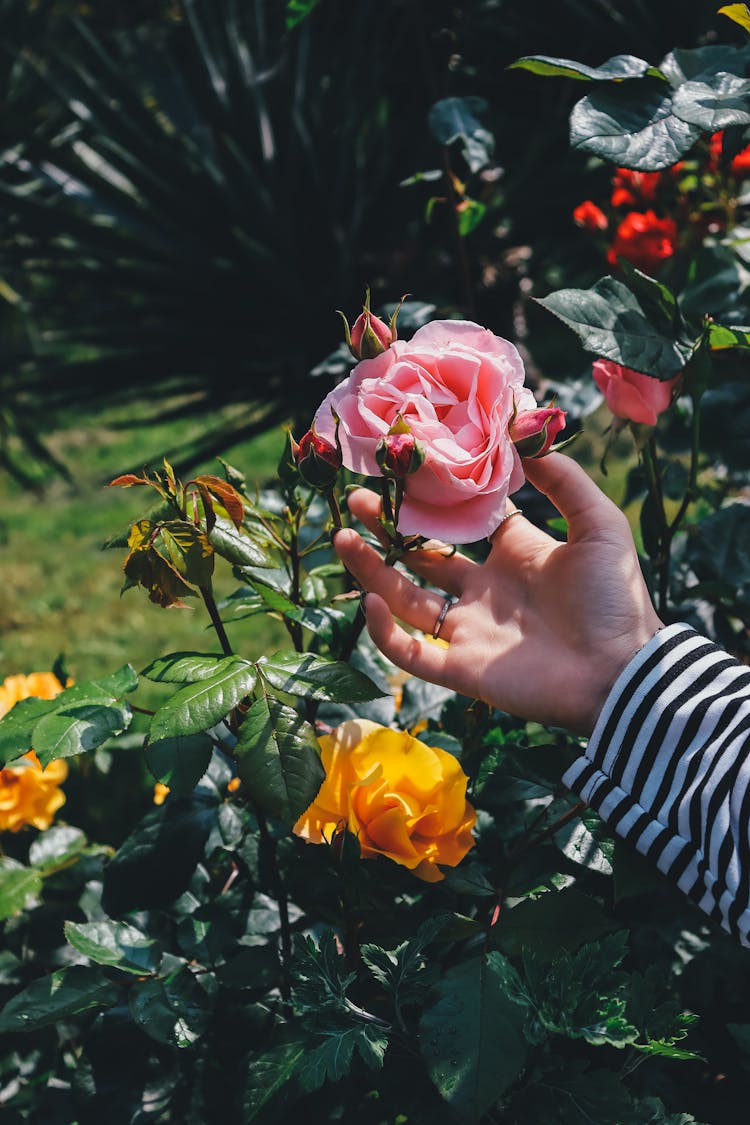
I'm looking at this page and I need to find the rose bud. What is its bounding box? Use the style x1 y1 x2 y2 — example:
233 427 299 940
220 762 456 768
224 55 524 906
338 287 402 360
592 359 680 426
375 430 425 478
509 406 567 458
295 428 342 489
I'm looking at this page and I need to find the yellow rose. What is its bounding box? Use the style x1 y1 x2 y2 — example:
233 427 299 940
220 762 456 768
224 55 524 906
293 720 476 882
0 672 69 832
0 752 67 832
0 671 68 718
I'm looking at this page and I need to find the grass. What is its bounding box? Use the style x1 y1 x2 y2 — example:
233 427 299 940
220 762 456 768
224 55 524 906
0 399 290 689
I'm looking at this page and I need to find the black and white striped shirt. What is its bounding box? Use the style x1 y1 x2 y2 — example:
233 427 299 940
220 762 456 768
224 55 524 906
563 623 750 946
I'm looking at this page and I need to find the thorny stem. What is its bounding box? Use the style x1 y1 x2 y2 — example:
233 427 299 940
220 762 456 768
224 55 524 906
200 584 233 657
287 511 305 654
669 392 702 537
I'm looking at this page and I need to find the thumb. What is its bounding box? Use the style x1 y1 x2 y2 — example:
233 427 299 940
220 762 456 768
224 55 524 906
523 453 628 542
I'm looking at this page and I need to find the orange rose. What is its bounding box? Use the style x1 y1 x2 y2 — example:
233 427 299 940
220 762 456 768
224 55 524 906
293 720 476 882
0 672 69 832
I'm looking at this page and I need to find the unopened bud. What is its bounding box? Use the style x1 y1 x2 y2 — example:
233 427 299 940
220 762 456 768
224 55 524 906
375 431 425 478
509 406 567 458
295 428 342 489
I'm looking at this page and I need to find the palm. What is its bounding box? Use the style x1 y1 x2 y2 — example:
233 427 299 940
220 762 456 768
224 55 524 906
335 455 662 735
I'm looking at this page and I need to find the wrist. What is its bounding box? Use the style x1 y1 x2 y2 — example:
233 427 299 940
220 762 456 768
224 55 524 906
583 617 665 736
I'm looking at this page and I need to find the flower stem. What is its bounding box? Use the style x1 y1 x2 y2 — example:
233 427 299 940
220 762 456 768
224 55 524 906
200 583 233 656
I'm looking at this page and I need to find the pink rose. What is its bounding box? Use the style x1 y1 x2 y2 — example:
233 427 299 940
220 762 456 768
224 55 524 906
313 320 536 542
509 406 567 458
592 359 680 425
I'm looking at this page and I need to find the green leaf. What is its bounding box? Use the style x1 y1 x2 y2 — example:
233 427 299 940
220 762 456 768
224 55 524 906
361 915 446 1007
660 44 750 88
420 954 527 1122
64 919 161 976
0 858 43 921
728 224 750 265
102 801 216 915
145 734 213 796
492 888 614 959
29 825 88 875
243 1042 307 1121
0 665 138 767
235 697 324 824
457 198 487 236
536 276 695 379
427 96 494 173
554 818 613 876
141 652 233 683
510 53 660 82
32 700 133 766
570 80 701 171
686 504 750 588
709 322 750 350
209 517 275 568
149 660 257 740
672 75 750 131
296 1024 387 1092
0 966 119 1032
258 652 385 703
285 0 321 30
617 258 681 330
129 969 211 1048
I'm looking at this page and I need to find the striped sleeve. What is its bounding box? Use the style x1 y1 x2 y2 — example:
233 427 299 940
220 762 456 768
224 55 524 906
562 622 750 946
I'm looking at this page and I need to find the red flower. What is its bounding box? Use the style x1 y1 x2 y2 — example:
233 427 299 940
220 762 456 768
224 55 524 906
573 200 608 231
607 210 678 274
611 168 662 208
708 131 750 176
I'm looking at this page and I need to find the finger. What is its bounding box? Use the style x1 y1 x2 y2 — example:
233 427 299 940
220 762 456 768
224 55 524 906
345 487 475 589
487 499 550 564
523 453 629 542
364 593 473 695
334 529 461 635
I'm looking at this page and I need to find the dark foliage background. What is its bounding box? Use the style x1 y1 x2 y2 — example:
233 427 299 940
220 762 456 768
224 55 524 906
0 0 733 479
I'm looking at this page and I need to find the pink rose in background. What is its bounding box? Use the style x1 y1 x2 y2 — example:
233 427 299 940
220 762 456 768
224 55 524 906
312 320 537 542
592 358 680 426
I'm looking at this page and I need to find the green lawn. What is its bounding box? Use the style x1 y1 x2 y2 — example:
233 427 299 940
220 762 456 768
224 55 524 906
0 400 290 689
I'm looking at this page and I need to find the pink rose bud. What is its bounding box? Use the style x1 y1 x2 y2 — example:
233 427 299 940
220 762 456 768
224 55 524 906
295 428 342 489
339 287 402 360
375 430 425 478
509 406 567 458
592 359 681 426
350 310 394 359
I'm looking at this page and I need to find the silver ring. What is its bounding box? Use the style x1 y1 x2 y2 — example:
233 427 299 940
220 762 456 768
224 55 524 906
431 595 456 640
496 508 523 530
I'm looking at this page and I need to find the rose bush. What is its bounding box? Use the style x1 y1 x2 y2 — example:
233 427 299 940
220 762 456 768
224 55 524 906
293 718 476 882
607 209 678 273
593 358 681 425
312 319 538 542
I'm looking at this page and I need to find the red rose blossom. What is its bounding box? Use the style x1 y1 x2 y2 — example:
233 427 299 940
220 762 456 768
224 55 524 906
610 168 661 209
607 210 678 274
573 200 608 231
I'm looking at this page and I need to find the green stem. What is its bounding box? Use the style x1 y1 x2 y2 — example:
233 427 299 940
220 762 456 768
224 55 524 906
325 489 343 532
641 438 670 618
669 392 702 536
200 584 233 656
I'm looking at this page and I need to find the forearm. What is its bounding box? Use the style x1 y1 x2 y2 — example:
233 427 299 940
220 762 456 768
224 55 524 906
563 623 750 945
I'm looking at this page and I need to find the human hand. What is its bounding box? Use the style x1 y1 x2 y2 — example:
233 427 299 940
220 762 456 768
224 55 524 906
333 454 663 735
